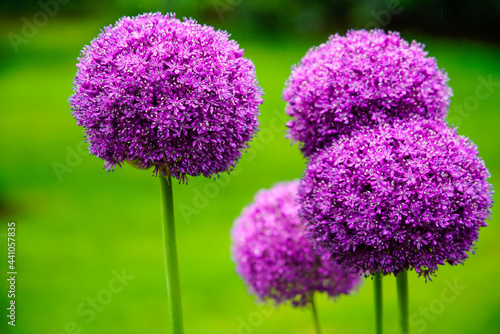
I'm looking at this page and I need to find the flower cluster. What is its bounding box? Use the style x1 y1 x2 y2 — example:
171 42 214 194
231 181 360 306
285 29 493 279
298 120 493 279
70 13 263 181
283 29 452 157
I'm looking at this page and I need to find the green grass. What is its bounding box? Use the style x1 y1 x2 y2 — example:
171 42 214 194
1 16 499 334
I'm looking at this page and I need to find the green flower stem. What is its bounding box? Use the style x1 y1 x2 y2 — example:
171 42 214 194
396 270 409 334
374 272 383 334
160 175 184 334
310 293 322 334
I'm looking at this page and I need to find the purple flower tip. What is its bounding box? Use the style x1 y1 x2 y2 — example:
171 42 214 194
299 119 493 279
283 29 452 157
70 12 263 181
231 181 361 306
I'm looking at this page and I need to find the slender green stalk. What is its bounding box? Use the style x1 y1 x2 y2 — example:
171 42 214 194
374 273 383 334
396 270 409 334
160 175 184 334
310 293 322 334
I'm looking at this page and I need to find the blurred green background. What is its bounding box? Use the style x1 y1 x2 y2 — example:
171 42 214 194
1 1 499 333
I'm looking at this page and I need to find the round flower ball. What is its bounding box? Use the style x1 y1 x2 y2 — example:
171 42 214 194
231 181 361 306
283 29 452 157
299 119 493 279
70 13 263 181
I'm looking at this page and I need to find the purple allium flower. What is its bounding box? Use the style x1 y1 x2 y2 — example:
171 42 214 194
231 181 361 306
299 119 493 279
283 29 452 157
70 13 263 181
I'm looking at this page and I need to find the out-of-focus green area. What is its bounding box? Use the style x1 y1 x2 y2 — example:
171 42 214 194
2 0 500 42
0 2 499 334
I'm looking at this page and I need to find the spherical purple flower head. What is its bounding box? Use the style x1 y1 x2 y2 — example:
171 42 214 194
70 13 263 181
283 29 452 157
299 119 493 279
231 181 361 306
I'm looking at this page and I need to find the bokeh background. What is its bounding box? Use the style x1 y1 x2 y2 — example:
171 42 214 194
1 0 499 333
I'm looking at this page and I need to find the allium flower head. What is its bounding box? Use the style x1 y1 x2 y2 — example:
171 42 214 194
70 13 263 181
231 181 361 306
299 120 493 279
283 29 452 157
